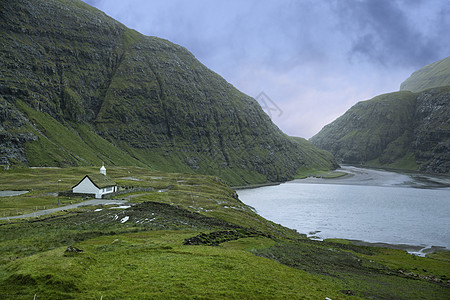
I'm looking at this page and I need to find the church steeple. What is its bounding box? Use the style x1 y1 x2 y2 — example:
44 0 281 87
100 163 106 175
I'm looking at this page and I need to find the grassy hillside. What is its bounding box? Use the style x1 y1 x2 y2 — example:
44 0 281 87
310 87 450 173
311 91 417 168
400 56 450 92
15 100 145 167
0 167 449 299
0 0 338 186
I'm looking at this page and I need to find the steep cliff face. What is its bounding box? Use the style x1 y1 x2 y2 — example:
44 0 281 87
413 87 450 173
0 0 337 185
310 87 450 173
0 97 38 165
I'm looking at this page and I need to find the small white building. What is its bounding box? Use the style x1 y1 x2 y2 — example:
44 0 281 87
72 165 117 199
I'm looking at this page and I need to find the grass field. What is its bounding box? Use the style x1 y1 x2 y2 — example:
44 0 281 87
0 167 449 299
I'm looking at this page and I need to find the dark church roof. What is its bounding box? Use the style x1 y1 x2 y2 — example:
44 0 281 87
73 174 116 189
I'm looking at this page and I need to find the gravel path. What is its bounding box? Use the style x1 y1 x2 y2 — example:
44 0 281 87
0 199 129 220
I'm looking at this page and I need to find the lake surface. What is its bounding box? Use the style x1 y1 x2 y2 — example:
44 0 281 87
237 166 450 254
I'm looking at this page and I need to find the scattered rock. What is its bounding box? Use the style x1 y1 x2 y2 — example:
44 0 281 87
65 245 83 254
341 290 355 295
184 229 269 246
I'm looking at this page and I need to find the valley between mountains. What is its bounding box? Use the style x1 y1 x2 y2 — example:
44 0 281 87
1 0 449 299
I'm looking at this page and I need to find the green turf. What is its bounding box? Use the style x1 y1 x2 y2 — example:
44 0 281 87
1 167 448 299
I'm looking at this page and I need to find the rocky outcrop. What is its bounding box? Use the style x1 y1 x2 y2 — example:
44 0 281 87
412 88 450 173
0 0 337 184
0 97 37 166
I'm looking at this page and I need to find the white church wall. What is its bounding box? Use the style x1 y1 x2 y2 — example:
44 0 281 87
73 177 101 198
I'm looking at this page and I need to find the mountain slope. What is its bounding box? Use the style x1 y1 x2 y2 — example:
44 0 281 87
0 0 337 185
310 86 450 173
311 57 450 174
400 56 450 92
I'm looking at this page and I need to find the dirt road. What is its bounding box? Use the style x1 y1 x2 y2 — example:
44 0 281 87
0 199 129 220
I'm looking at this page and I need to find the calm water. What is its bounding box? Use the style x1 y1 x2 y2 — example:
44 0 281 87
237 166 450 252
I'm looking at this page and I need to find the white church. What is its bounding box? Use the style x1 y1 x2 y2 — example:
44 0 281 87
72 165 118 199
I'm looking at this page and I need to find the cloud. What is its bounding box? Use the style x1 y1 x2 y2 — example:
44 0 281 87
334 0 450 68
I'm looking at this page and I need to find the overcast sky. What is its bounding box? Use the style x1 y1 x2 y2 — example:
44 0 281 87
83 0 450 138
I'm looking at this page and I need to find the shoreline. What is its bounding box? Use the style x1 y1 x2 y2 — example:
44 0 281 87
345 239 449 257
310 235 449 257
233 164 450 191
355 164 450 178
292 165 450 189
232 182 281 190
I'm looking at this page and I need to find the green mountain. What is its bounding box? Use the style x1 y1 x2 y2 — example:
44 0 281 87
400 56 450 92
0 0 337 185
310 57 450 174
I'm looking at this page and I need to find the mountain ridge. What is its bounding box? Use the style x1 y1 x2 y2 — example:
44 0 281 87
0 0 337 185
400 56 450 92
